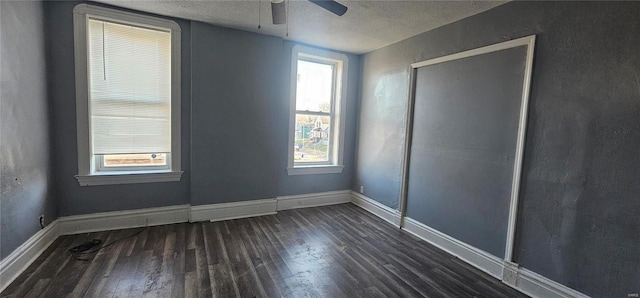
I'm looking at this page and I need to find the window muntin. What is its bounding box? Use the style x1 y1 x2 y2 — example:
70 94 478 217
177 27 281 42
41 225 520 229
74 4 182 185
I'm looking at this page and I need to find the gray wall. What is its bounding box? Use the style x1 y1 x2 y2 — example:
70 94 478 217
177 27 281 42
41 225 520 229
46 1 191 216
46 1 358 213
353 48 409 209
0 1 57 259
190 22 359 206
190 23 282 204
354 1 640 297
406 46 527 258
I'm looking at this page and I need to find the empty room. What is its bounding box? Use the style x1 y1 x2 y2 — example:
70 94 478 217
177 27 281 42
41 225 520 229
1 0 638 297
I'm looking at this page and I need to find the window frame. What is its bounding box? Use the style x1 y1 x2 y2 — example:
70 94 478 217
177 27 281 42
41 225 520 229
287 45 348 175
73 4 182 186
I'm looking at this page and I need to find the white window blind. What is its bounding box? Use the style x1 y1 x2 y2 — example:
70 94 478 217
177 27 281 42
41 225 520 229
88 18 171 155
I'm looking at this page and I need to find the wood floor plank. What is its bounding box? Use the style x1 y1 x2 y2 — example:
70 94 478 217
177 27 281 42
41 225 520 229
193 224 213 298
1 236 65 296
34 233 108 297
186 222 197 250
2 235 77 297
182 270 198 298
146 226 177 297
288 209 370 296
111 272 141 298
256 216 326 297
219 220 266 298
126 250 155 297
169 224 187 298
140 255 162 296
22 278 50 298
246 217 296 295
68 253 108 298
2 204 529 298
235 219 283 297
204 222 236 297
169 272 185 298
103 254 142 297
83 230 127 297
293 210 400 297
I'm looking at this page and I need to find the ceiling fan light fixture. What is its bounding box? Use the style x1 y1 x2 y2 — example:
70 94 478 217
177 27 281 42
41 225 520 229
271 0 286 25
308 0 347 16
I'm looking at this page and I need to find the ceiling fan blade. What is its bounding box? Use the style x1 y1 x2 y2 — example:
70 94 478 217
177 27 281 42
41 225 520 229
308 0 347 16
271 0 286 24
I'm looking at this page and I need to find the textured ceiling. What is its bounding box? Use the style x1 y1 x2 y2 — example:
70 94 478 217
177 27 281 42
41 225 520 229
94 0 507 54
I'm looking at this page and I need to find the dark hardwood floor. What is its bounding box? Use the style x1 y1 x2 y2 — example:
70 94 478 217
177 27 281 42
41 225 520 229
1 203 527 298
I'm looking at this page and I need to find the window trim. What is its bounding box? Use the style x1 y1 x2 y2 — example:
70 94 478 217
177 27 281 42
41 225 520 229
287 45 348 175
73 4 182 186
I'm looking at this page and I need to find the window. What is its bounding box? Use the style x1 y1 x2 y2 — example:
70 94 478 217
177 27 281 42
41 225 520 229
73 4 182 186
287 46 348 175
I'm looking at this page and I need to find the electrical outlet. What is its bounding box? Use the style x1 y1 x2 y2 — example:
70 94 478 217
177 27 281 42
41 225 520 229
39 214 45 229
360 185 364 193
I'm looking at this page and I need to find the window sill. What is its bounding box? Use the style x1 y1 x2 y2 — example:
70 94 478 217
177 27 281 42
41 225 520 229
75 170 183 186
286 165 344 176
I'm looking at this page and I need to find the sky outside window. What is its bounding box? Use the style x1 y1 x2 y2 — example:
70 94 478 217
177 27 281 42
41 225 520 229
296 60 333 112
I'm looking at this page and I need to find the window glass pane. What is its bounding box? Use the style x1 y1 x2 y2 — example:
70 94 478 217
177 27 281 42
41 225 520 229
103 153 167 167
296 60 333 113
294 115 330 162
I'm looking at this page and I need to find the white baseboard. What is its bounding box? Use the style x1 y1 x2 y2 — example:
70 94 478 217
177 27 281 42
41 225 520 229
378 214 589 298
0 222 59 293
517 268 589 298
57 204 190 235
277 190 351 211
190 198 277 222
350 191 402 228
403 217 505 279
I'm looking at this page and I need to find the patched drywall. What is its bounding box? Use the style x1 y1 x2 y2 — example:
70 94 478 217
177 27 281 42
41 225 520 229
0 0 56 259
190 23 283 205
355 1 640 296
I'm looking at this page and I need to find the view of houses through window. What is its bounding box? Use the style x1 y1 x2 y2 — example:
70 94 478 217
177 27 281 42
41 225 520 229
103 153 167 167
294 59 334 163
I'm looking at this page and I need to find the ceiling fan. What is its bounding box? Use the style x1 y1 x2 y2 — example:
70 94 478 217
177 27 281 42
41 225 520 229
270 0 348 25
